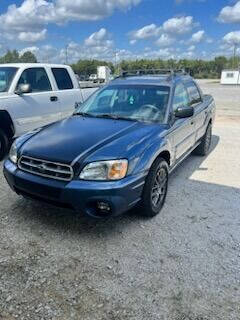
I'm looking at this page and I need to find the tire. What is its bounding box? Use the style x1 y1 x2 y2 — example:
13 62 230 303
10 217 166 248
140 157 168 218
0 129 9 161
194 122 212 156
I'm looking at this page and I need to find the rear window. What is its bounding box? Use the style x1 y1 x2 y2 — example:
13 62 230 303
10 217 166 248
52 68 73 90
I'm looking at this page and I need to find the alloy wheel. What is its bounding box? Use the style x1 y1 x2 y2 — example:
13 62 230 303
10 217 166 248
151 167 168 208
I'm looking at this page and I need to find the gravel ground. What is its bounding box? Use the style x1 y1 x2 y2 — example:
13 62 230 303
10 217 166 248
0 81 240 320
196 79 240 117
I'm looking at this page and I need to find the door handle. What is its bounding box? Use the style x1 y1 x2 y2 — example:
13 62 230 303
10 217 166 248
50 96 58 102
191 120 195 125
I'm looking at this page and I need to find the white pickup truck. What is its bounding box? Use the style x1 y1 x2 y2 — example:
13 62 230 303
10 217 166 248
0 63 98 159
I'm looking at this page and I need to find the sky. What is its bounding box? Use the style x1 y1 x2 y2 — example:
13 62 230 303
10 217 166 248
0 0 240 63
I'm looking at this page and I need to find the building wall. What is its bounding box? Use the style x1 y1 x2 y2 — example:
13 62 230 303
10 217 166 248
221 70 240 85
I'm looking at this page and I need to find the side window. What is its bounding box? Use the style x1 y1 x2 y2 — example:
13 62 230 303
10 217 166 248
185 81 202 106
226 73 234 78
17 68 52 92
173 83 189 111
52 68 73 90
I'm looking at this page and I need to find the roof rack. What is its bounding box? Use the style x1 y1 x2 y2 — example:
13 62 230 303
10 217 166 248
119 68 189 79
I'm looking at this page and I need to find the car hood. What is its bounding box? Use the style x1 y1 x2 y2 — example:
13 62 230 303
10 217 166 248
20 116 166 165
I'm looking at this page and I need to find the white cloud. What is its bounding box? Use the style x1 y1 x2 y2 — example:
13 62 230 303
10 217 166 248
18 29 47 42
84 28 113 48
223 31 240 46
56 0 141 21
0 0 56 32
206 38 213 44
175 0 206 3
45 28 116 63
129 15 197 44
163 16 195 35
190 30 205 43
157 48 173 58
188 45 195 51
0 0 141 42
142 47 175 59
130 39 137 45
130 24 161 40
155 34 175 47
19 46 40 55
218 1 240 24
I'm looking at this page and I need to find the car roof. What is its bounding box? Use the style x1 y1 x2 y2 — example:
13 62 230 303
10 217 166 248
110 74 192 87
0 63 70 68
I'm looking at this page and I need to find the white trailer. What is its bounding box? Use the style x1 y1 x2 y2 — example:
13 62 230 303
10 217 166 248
97 66 111 83
221 69 240 85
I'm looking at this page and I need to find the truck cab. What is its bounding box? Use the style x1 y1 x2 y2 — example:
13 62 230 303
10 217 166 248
0 63 97 160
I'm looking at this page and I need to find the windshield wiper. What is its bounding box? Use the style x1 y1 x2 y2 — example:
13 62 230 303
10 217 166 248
95 114 138 122
73 112 97 118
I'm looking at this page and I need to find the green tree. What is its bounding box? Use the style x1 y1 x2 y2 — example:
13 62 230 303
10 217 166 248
0 49 37 64
0 50 20 63
20 51 37 63
71 59 114 76
214 56 228 76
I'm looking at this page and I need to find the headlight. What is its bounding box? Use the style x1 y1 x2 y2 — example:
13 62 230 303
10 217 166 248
9 142 18 164
80 159 128 181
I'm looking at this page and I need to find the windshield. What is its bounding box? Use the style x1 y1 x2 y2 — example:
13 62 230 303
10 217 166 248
75 85 170 123
0 67 18 93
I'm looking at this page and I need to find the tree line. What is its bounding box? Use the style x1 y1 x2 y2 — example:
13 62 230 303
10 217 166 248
118 56 239 79
0 50 37 64
71 59 114 76
0 50 239 79
71 56 239 79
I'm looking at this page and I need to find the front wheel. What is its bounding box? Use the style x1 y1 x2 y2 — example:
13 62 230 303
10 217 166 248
140 157 168 218
0 129 9 161
194 123 212 156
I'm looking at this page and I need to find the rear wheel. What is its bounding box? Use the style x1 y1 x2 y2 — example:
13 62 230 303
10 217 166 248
0 129 9 161
140 157 168 217
194 123 212 156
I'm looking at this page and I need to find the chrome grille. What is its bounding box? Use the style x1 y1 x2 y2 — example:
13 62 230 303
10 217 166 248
18 156 73 181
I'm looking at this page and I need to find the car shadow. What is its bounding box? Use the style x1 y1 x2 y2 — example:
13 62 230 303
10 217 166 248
8 133 238 239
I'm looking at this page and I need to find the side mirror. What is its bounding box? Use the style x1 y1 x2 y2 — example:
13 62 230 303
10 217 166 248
15 83 32 95
175 106 194 118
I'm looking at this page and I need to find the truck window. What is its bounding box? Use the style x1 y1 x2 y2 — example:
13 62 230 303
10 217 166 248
52 68 73 90
173 83 189 111
185 81 202 106
17 68 52 92
0 67 18 93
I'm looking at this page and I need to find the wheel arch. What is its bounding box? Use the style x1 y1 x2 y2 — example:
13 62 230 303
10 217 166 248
0 110 15 140
155 150 171 166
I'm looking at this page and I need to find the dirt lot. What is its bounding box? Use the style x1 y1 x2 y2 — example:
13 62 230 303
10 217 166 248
197 79 240 118
0 80 239 320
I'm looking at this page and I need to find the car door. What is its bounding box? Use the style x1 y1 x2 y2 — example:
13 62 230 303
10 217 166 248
11 67 61 136
170 82 195 161
51 67 83 119
185 81 207 142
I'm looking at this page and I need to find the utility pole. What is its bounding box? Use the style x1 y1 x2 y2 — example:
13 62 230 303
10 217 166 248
233 43 237 69
65 44 69 65
114 50 120 75
114 50 118 74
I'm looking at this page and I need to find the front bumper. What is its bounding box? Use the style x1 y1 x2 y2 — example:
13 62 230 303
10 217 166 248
3 159 146 218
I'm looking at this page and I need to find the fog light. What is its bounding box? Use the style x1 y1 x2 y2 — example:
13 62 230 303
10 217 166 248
97 201 111 213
